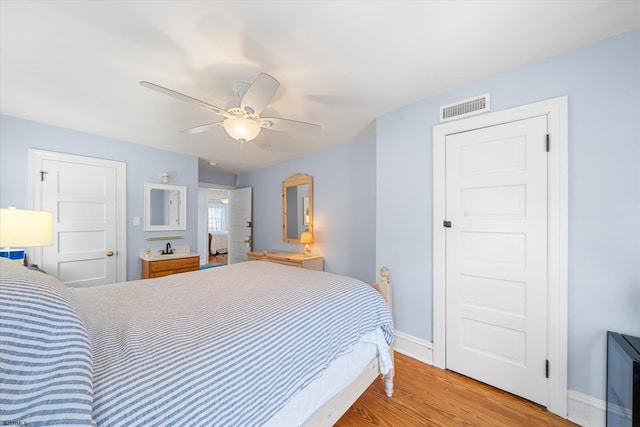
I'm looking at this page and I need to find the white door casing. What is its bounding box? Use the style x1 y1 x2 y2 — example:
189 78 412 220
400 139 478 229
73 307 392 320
228 187 252 264
29 150 126 285
433 96 568 417
199 184 233 264
445 116 549 405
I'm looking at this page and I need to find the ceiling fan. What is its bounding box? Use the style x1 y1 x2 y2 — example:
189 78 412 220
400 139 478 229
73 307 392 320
140 73 321 148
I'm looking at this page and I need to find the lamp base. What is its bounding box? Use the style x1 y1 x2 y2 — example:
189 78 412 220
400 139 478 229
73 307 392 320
303 244 311 257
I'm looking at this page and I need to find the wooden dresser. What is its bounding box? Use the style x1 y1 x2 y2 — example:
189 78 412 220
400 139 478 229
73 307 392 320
141 255 200 279
247 250 323 271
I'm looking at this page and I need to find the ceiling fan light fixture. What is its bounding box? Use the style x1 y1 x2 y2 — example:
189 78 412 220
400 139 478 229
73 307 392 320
140 74 320 148
223 117 261 143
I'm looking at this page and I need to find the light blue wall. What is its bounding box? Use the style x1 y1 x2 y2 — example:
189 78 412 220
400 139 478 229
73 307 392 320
237 134 377 283
0 115 202 281
377 30 640 401
199 168 236 187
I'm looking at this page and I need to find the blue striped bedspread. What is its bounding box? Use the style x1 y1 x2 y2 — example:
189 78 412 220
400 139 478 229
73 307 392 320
0 258 95 426
72 261 394 426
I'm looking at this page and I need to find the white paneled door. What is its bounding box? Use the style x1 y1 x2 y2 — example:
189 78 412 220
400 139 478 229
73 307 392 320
227 187 252 264
445 116 549 405
30 150 125 287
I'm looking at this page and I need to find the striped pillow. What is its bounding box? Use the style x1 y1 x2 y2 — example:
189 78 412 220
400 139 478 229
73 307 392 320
0 258 95 426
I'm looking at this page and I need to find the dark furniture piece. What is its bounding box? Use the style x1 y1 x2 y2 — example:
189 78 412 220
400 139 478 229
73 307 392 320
607 331 640 426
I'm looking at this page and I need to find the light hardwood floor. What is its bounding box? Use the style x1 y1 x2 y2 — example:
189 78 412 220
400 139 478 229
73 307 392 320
335 352 577 426
208 254 228 265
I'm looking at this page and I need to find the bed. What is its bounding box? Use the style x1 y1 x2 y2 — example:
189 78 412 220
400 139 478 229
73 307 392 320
0 257 394 426
209 232 228 256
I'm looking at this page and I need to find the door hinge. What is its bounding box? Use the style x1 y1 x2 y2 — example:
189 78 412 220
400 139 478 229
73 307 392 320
545 359 550 378
443 220 452 228
545 134 550 152
40 171 48 181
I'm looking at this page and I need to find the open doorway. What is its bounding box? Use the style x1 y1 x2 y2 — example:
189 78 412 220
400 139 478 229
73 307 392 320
206 192 229 266
199 184 252 266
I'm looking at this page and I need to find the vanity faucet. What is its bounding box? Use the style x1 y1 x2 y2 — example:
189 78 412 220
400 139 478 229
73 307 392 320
165 242 172 254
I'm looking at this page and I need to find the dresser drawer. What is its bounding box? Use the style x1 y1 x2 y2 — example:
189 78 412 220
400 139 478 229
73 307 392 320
247 251 323 271
268 259 301 268
148 269 179 278
148 257 198 273
299 258 323 271
141 255 200 279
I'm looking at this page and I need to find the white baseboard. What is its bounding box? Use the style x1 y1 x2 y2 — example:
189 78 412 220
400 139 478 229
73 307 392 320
393 331 433 365
567 390 606 427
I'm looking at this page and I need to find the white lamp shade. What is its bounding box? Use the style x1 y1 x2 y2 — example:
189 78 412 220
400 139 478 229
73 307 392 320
0 208 53 247
223 117 262 142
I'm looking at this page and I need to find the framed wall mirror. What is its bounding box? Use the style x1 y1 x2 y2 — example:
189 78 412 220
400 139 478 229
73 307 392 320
144 183 187 231
283 174 313 243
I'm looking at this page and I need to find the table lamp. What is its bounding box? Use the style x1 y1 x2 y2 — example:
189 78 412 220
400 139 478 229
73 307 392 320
299 231 313 257
0 206 54 266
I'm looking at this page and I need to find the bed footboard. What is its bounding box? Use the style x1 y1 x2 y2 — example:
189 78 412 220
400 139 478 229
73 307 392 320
372 267 394 397
302 267 394 426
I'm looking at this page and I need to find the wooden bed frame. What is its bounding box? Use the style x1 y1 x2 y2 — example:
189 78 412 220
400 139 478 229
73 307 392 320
302 267 394 426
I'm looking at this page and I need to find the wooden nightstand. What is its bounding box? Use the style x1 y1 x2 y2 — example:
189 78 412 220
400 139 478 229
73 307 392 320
247 250 323 271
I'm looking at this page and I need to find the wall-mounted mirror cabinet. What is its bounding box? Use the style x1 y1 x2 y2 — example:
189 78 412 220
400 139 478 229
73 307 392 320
144 183 187 231
283 174 312 243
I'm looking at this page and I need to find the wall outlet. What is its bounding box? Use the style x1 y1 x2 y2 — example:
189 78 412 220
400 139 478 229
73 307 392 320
132 216 140 226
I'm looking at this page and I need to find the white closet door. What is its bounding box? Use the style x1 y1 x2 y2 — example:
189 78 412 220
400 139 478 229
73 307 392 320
445 115 549 406
41 159 119 287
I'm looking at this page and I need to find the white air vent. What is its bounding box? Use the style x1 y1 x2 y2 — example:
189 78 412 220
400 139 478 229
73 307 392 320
439 93 490 122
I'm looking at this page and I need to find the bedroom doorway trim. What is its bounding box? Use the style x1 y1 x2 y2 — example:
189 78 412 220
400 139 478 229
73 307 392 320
432 96 568 417
200 182 233 265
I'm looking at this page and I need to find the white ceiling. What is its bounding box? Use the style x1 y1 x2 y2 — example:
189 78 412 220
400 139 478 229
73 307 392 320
1 1 638 174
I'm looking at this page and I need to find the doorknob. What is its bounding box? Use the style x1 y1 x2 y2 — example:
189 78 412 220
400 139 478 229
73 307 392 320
106 251 114 256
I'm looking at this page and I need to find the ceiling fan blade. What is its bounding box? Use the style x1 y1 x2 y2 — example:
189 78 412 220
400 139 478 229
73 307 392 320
241 73 280 115
180 122 224 135
140 81 229 117
259 117 321 134
252 132 271 149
